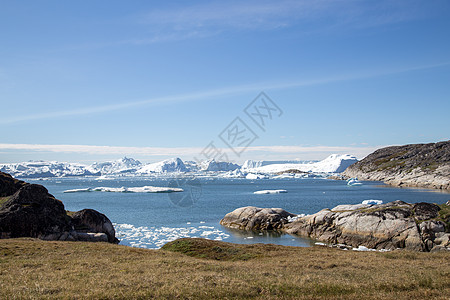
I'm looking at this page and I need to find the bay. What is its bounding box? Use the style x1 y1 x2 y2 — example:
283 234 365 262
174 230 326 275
30 177 450 249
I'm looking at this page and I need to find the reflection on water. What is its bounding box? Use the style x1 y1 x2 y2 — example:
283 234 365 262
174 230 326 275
221 226 316 247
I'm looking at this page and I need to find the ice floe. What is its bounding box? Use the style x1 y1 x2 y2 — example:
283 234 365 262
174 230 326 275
347 177 363 186
253 189 287 194
246 173 269 180
114 223 230 249
63 186 183 193
361 199 383 205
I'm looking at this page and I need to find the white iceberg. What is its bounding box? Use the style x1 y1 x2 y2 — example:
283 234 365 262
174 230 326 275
63 186 183 193
89 157 142 175
246 173 269 180
137 158 188 174
199 159 240 171
347 177 363 186
253 189 287 194
244 154 358 174
220 169 246 178
352 245 377 252
361 200 383 205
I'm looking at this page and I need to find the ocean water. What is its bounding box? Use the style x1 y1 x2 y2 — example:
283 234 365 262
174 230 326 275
31 177 450 249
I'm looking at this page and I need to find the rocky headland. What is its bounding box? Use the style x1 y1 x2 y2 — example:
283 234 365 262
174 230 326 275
220 201 450 252
343 140 450 190
0 171 118 243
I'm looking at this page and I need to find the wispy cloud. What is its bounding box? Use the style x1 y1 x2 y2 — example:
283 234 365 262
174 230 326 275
1 60 448 125
130 0 432 44
0 143 383 162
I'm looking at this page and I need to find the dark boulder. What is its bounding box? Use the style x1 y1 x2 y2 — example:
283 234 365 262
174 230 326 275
71 209 119 244
0 171 26 198
0 173 119 244
0 184 72 239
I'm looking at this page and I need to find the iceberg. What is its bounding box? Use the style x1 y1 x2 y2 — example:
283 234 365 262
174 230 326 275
137 158 188 174
347 177 362 186
199 159 240 172
361 199 383 205
253 189 287 194
0 161 99 178
88 157 142 175
246 173 269 180
220 169 246 178
245 154 358 174
63 186 183 193
242 159 316 170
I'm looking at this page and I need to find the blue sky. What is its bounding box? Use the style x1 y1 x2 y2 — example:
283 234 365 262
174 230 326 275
1 0 449 163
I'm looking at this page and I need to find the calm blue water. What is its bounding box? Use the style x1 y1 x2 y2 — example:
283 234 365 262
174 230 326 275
30 177 450 249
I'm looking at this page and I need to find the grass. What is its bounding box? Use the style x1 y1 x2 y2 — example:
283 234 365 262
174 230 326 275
437 204 450 231
0 238 449 299
0 196 10 207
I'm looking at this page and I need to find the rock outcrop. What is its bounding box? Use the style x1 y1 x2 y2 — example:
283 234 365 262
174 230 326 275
221 201 450 252
0 171 26 197
220 207 296 231
343 141 450 190
0 171 119 243
71 209 119 243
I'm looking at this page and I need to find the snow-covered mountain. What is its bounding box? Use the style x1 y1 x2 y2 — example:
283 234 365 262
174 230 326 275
246 154 358 174
88 157 142 174
137 158 188 174
0 161 99 178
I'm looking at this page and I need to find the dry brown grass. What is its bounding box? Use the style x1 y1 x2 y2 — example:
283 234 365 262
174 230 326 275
0 238 449 299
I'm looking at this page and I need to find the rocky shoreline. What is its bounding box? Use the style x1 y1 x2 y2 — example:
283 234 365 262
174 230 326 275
0 171 119 243
220 201 450 252
343 141 450 190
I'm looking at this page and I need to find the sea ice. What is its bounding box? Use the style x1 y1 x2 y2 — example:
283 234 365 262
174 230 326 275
253 189 287 194
63 186 183 193
352 245 376 252
246 173 269 180
361 200 383 205
114 223 230 249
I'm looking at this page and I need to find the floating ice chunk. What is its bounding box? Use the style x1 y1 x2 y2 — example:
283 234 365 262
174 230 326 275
63 185 183 193
352 245 376 252
347 178 363 186
63 188 92 193
114 223 230 249
253 189 287 194
362 199 383 205
315 242 326 246
246 173 268 180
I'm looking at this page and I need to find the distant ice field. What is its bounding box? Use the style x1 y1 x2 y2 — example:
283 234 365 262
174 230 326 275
32 176 450 249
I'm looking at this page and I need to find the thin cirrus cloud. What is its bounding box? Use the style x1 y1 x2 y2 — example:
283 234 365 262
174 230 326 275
131 0 428 43
1 60 448 125
0 143 381 160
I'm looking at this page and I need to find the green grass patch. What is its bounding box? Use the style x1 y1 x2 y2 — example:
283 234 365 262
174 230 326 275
437 204 450 231
0 196 10 207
